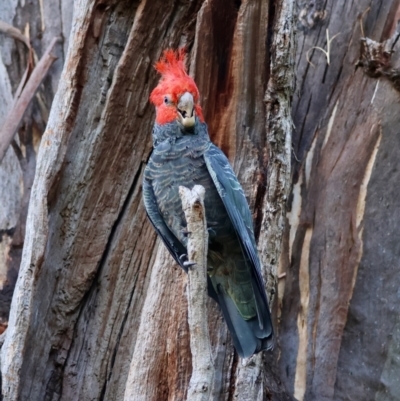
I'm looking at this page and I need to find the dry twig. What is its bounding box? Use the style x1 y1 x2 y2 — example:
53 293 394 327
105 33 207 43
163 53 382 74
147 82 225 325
0 20 30 48
306 29 340 67
0 20 35 103
179 185 214 401
0 37 60 163
359 7 371 38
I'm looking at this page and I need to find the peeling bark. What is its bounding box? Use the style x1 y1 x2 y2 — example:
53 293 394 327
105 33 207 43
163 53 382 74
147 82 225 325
357 22 400 91
1 0 295 400
279 1 400 400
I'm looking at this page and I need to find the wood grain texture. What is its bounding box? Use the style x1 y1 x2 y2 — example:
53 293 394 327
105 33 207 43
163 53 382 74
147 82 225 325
2 0 204 398
279 1 400 400
0 52 21 335
179 185 214 401
192 0 295 399
0 0 70 337
1 0 295 400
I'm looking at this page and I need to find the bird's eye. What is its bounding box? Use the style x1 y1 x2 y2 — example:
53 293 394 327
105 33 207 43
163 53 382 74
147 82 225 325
164 96 169 104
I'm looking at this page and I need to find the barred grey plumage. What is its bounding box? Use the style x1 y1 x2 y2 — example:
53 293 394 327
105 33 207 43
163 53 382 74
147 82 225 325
143 119 273 358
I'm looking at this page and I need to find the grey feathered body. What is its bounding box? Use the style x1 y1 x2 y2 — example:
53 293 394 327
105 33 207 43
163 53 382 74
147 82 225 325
143 119 273 357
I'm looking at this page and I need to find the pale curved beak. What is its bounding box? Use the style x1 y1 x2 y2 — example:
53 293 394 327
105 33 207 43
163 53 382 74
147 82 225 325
177 92 196 129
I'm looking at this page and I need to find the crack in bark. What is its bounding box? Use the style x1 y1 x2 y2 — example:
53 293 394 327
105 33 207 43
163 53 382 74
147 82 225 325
254 171 267 242
99 278 137 401
227 352 239 401
58 162 145 396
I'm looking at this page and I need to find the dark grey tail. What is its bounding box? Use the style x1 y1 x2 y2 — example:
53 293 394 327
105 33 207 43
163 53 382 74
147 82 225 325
207 278 274 358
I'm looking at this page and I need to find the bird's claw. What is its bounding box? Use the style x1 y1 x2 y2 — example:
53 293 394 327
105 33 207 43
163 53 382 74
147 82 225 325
183 261 196 268
181 228 191 237
180 254 196 268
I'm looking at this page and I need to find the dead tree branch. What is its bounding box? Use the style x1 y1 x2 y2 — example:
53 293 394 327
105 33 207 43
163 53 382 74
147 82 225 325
179 185 214 401
0 20 31 48
0 37 59 163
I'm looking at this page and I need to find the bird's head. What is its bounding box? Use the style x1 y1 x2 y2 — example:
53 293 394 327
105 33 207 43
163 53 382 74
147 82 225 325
150 49 204 130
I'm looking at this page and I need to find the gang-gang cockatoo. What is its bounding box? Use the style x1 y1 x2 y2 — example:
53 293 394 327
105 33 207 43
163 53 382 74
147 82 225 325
143 49 273 358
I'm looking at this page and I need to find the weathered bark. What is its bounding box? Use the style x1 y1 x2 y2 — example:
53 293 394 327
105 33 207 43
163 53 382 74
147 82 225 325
0 0 70 334
178 185 214 401
0 53 20 335
4 0 400 400
0 0 294 400
279 1 400 400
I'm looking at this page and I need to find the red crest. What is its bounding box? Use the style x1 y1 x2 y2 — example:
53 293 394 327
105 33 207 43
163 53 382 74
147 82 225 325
150 49 204 124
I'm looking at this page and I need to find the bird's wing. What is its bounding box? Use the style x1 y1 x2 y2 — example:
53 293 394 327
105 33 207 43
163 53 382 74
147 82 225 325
203 144 269 308
142 176 188 271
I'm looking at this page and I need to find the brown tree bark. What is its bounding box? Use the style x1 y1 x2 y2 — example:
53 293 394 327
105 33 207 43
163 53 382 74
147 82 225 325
0 0 294 400
278 1 400 400
5 0 400 400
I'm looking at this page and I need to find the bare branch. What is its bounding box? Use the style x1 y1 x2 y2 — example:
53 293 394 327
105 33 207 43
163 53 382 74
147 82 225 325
179 185 214 401
0 20 31 48
0 20 35 110
359 7 371 38
0 37 59 163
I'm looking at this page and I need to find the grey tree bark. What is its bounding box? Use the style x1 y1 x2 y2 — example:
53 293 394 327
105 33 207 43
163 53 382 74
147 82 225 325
3 1 400 400
0 0 70 336
279 1 400 400
179 185 214 401
0 0 294 400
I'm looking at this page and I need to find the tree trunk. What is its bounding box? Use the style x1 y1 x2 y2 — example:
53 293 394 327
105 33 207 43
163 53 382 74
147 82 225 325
278 1 400 400
0 0 294 400
0 0 70 335
4 1 399 400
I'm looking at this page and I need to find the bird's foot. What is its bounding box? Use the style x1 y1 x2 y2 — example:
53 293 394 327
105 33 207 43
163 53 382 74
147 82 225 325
183 261 196 268
179 254 188 262
181 228 192 237
179 254 196 268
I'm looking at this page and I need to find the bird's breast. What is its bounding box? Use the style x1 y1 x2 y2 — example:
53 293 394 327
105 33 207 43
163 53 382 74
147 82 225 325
147 146 228 246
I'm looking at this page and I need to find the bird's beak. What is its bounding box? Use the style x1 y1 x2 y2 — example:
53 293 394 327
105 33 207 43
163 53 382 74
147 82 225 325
177 92 196 129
